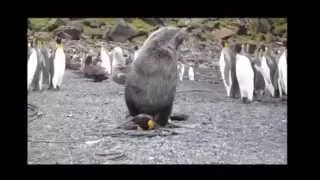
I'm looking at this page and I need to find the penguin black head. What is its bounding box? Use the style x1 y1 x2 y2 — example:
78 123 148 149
56 36 62 44
259 45 266 52
221 40 228 48
85 56 93 66
234 43 242 53
29 41 35 48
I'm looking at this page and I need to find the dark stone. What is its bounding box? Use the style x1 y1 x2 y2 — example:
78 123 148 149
106 22 136 42
55 25 82 40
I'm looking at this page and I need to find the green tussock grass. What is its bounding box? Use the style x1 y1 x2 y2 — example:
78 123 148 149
95 18 118 25
273 23 287 36
127 18 154 33
83 24 103 35
29 18 50 30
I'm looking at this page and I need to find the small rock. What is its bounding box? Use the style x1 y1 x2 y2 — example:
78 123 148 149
106 22 136 42
54 21 83 40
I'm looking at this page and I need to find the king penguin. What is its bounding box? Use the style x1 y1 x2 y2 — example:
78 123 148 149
235 43 255 103
51 36 66 90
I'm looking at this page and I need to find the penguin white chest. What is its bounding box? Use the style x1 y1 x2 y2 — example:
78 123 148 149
259 56 275 96
278 51 287 95
52 47 66 89
54 48 65 73
111 47 125 70
236 54 254 101
27 49 38 90
188 66 194 81
100 47 112 74
133 50 139 63
177 62 185 81
219 50 233 96
219 52 226 75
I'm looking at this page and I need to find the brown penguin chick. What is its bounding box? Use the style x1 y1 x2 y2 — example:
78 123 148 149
120 114 157 130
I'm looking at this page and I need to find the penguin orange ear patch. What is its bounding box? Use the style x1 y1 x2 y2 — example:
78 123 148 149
58 44 64 49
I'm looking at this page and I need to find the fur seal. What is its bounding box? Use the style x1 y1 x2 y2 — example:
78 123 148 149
125 27 187 126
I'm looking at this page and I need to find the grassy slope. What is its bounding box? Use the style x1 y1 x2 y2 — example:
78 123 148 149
28 18 287 44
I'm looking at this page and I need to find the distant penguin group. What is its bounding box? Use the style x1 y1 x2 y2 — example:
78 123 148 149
219 41 287 103
27 36 66 92
177 61 195 82
78 41 130 84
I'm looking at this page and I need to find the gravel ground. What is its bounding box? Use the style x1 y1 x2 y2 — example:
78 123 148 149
28 70 287 164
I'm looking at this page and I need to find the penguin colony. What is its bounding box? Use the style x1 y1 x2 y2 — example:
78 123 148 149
28 37 66 91
219 40 287 104
28 25 287 130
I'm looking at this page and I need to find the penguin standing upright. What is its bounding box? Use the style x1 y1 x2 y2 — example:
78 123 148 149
253 46 278 97
111 46 126 84
39 43 54 88
188 66 195 81
251 48 266 100
100 42 112 75
111 47 125 70
242 44 266 101
235 44 255 103
277 48 287 98
177 61 185 81
28 39 47 91
51 36 66 90
79 52 87 72
27 45 39 91
33 41 46 91
133 46 139 63
219 40 239 98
